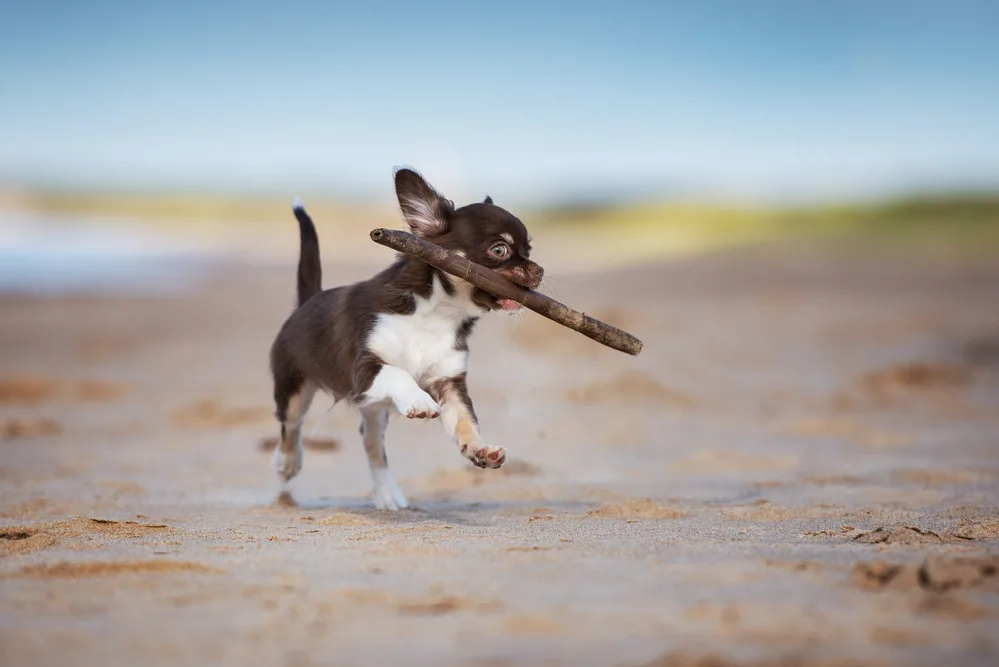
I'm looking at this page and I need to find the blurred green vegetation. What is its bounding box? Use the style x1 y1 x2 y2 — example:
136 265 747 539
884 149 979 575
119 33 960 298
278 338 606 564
9 188 999 258
533 193 999 258
13 189 380 227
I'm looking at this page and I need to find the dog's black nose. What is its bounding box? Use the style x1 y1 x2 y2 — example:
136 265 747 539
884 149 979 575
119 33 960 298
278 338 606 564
526 263 544 287
505 262 545 290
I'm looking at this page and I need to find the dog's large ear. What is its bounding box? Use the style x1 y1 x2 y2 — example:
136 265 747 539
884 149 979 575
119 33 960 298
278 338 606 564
394 168 454 237
483 195 493 204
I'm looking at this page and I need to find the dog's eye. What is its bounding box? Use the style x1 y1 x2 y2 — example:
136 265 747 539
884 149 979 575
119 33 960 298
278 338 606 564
488 243 510 259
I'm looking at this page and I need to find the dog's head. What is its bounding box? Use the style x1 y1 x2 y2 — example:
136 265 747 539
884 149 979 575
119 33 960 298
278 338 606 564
394 168 544 313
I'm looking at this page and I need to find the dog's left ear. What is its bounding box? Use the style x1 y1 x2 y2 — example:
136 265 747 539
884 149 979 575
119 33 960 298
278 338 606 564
394 167 454 237
483 195 493 204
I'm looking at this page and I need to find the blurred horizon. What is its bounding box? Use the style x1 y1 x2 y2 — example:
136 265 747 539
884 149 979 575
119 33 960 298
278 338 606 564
3 1 999 206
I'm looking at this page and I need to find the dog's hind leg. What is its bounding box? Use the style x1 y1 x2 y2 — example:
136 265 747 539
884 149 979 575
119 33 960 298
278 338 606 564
359 404 409 510
273 374 317 483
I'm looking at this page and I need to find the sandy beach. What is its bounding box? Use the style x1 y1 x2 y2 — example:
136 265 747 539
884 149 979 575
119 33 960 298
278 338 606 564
1 229 998 667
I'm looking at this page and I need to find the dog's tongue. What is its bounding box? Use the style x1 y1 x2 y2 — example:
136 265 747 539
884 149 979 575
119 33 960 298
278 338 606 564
497 298 522 311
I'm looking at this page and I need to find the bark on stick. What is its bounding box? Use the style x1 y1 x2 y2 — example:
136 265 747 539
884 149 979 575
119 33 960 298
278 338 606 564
369 228 643 356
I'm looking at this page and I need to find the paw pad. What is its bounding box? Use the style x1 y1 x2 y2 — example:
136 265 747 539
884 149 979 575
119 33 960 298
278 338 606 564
467 444 506 470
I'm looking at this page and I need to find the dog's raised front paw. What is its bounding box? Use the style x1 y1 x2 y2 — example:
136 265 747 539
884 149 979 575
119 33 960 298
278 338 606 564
398 392 441 420
273 444 303 482
463 443 506 469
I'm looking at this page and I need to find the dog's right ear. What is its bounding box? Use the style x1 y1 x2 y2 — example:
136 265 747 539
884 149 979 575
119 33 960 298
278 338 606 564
394 168 454 237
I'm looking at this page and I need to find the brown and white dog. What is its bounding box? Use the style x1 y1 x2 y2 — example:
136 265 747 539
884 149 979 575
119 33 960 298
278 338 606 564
268 168 544 509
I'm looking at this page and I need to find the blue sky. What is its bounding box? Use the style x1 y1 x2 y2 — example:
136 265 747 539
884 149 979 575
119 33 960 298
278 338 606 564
1 1 998 203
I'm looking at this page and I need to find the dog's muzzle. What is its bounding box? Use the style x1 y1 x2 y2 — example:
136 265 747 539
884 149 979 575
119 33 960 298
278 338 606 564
493 262 544 312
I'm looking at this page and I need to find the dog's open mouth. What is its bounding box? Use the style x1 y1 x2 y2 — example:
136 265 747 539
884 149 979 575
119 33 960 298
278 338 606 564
474 288 525 312
472 268 542 313
495 297 522 312
480 290 523 312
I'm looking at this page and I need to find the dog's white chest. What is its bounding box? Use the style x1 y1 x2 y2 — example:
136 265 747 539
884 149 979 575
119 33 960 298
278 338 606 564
366 279 481 383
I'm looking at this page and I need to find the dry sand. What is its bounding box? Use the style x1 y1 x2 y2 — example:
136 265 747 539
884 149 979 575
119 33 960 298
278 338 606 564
1 235 999 667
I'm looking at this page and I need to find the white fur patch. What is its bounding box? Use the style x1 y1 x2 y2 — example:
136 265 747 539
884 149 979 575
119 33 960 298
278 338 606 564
292 196 304 210
365 366 440 418
366 276 484 385
371 469 409 510
273 445 303 483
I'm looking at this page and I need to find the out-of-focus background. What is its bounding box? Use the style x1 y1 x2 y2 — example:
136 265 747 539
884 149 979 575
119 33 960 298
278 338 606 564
2 0 998 281
2 3 999 667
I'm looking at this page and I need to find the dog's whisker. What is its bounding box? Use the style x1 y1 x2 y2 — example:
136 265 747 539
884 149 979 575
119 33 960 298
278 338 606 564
541 274 580 286
535 279 562 300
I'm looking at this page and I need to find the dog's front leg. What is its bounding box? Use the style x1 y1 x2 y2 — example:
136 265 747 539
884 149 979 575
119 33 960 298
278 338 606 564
354 354 440 419
430 374 506 469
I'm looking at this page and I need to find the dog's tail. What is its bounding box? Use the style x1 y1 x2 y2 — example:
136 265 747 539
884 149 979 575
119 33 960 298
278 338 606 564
292 197 322 307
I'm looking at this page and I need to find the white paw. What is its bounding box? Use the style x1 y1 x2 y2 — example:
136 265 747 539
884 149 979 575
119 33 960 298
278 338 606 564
463 443 507 469
395 391 441 420
273 444 303 482
371 469 410 510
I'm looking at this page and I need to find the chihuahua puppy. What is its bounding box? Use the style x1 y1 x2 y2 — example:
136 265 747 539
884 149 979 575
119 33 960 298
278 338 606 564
269 168 544 510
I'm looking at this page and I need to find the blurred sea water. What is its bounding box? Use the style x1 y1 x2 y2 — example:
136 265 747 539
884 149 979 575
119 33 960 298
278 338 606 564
0 213 219 295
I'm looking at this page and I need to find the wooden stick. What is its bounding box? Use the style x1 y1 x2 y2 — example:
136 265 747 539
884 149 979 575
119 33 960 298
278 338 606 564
369 228 644 356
